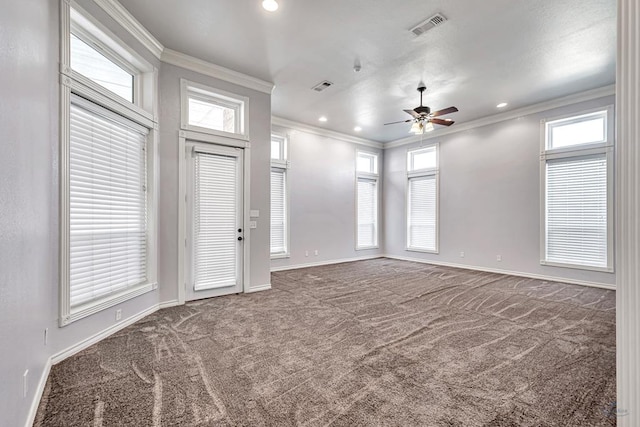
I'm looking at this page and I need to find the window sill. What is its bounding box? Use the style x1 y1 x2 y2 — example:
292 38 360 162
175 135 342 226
356 246 379 251
406 247 439 254
271 253 290 260
540 260 614 274
61 282 157 327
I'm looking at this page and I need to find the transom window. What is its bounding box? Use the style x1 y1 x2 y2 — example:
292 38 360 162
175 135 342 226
541 106 614 271
70 33 134 102
181 79 248 139
357 151 378 174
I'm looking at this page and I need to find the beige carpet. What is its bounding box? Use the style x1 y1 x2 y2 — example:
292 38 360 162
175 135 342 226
35 259 617 426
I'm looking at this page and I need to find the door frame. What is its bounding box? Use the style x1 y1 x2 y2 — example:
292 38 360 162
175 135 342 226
178 129 251 304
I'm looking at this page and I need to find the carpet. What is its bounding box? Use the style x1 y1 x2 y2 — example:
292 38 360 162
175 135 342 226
35 258 617 426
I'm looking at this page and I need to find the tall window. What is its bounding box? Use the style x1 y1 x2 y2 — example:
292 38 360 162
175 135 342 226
270 135 289 258
541 107 614 271
406 146 438 252
60 2 157 325
356 151 379 249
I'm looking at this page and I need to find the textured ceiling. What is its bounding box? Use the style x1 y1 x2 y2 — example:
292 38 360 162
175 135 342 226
118 0 616 143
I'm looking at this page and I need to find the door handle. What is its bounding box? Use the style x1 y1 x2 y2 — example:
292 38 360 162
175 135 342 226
238 236 243 241
238 228 242 232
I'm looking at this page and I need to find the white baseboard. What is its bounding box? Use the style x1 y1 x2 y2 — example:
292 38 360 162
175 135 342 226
28 299 185 426
270 255 384 272
24 356 52 427
245 284 271 293
158 299 181 310
384 254 616 290
51 304 159 365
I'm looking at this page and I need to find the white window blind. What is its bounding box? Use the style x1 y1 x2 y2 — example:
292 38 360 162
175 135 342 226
408 175 437 251
271 169 287 254
69 101 148 308
546 155 608 268
357 178 378 248
194 152 238 290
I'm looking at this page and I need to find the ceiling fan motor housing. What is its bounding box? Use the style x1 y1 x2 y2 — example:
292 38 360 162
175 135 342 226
414 105 431 115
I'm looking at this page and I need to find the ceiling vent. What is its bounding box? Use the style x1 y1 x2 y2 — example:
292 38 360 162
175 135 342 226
410 13 447 36
312 81 333 92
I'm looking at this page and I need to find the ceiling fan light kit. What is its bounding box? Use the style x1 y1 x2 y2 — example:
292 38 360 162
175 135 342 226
385 85 458 134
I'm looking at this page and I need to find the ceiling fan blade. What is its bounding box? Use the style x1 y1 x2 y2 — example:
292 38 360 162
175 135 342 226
384 119 413 125
430 106 459 117
430 118 455 126
403 109 421 119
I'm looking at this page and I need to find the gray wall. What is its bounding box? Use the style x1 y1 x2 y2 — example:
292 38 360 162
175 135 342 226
270 127 384 270
0 2 58 425
158 63 272 298
383 95 616 286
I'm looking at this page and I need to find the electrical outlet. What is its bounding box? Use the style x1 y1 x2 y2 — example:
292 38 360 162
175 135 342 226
314 250 319 256
460 251 465 258
23 370 28 398
496 255 502 262
44 328 48 346
115 309 122 321
305 251 309 257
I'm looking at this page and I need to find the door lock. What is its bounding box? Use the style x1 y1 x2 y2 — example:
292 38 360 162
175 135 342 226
238 228 242 232
238 236 243 241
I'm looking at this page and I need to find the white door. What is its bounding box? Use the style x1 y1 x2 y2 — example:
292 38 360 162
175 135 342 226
186 143 244 301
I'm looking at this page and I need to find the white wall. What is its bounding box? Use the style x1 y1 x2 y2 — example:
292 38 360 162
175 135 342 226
158 63 272 297
383 95 616 286
270 126 384 270
0 2 58 425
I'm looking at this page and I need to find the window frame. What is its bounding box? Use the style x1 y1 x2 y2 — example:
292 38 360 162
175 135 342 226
59 0 158 326
180 79 249 141
355 150 380 250
405 144 439 254
539 105 615 272
270 134 290 259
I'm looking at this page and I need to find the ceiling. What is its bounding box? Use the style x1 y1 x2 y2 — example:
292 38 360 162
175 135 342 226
118 0 616 143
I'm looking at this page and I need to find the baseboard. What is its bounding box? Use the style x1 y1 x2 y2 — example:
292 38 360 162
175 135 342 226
24 356 52 427
158 299 181 310
271 255 384 272
245 284 271 293
51 303 159 365
383 255 616 290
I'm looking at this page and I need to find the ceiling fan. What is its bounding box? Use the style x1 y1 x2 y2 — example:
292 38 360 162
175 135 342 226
385 85 458 133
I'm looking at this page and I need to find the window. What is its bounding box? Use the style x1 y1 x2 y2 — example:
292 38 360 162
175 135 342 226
270 135 289 258
541 107 614 271
68 97 148 307
60 2 157 326
181 79 248 139
70 33 134 102
406 146 438 252
356 151 379 249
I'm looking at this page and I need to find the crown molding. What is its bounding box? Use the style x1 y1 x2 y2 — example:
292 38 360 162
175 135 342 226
162 48 275 95
384 84 616 149
272 116 383 149
92 0 164 59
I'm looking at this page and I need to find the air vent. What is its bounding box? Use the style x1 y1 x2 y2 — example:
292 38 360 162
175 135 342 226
410 13 447 36
312 81 333 92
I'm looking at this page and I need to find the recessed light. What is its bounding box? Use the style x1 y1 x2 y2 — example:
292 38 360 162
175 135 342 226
262 0 278 12
496 102 508 108
318 116 328 122
354 126 362 132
